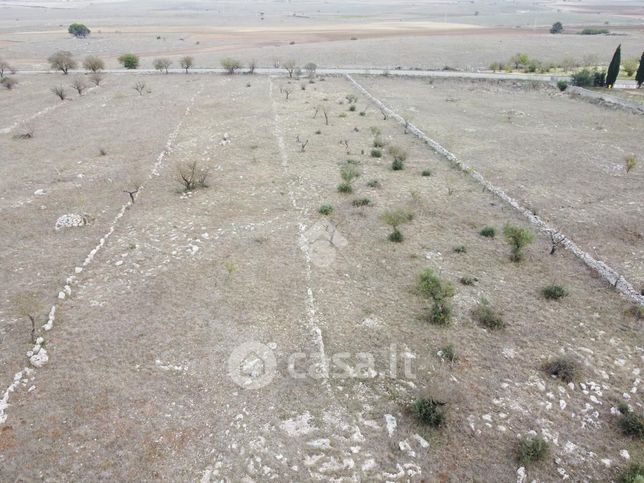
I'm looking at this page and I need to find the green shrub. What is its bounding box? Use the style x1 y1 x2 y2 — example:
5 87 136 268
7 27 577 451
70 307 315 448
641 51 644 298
542 356 579 383
389 229 404 242
580 27 609 35
338 164 359 194
459 276 478 286
412 398 445 427
542 284 568 300
417 269 455 325
352 197 371 207
517 436 549 466
620 463 644 483
571 69 594 87
349 105 356 112
118 53 139 69
453 245 466 254
428 302 452 325
480 225 496 238
556 80 568 91
503 224 533 262
440 345 457 362
392 159 404 171
319 204 333 215
371 148 382 158
418 269 454 302
421 170 432 177
337 183 353 194
618 405 644 439
366 179 381 188
473 300 505 330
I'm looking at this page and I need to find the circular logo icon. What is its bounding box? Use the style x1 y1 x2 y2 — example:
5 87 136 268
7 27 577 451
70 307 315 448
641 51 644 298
227 341 277 390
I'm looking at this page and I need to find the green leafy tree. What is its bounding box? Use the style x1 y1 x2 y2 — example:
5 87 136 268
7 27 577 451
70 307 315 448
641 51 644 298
606 44 621 88
118 53 139 69
550 22 563 34
503 224 534 262
68 23 90 38
635 52 644 88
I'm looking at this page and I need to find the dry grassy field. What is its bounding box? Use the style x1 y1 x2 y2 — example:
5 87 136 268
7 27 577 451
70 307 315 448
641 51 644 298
0 71 642 481
1 0 643 481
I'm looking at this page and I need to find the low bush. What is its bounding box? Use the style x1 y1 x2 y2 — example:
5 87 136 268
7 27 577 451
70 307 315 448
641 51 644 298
617 404 644 439
371 148 382 158
177 161 209 191
619 463 644 483
453 245 466 254
473 300 505 330
517 436 549 466
1 76 17 90
352 197 371 207
459 276 478 286
625 154 637 173
418 269 455 325
337 182 353 194
412 398 445 427
556 80 568 91
421 170 432 177
542 284 568 300
440 345 457 362
392 159 404 171
570 69 594 87
319 204 333 215
542 356 580 383
580 27 609 35
366 179 381 188
480 225 496 238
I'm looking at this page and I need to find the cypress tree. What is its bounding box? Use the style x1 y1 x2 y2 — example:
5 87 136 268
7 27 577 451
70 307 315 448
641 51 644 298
636 52 644 88
606 44 621 88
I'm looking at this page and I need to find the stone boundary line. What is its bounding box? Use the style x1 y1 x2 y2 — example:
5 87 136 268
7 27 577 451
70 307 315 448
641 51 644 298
566 86 644 115
346 74 644 306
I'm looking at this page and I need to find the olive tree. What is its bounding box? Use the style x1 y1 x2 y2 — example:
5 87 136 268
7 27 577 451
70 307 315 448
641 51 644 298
153 58 172 74
304 62 317 77
221 57 242 74
48 51 77 74
51 86 68 100
83 55 104 72
0 58 13 78
283 60 297 78
70 78 88 95
180 56 194 73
